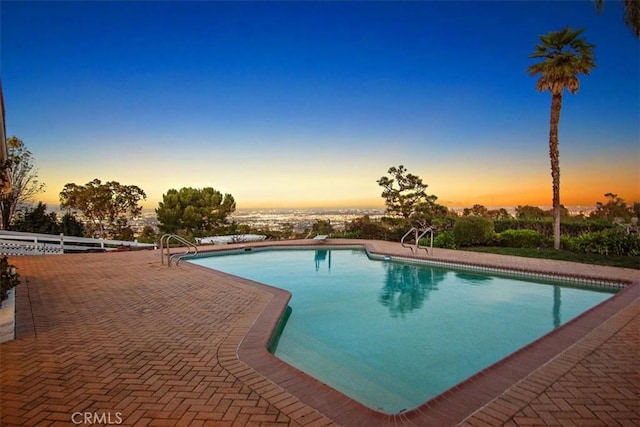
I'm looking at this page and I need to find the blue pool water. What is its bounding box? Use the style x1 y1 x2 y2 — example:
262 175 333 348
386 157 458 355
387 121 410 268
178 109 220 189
190 248 616 414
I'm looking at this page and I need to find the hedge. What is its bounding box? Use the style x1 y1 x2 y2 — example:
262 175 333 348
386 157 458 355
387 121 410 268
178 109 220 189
494 218 614 239
453 216 494 246
493 229 545 248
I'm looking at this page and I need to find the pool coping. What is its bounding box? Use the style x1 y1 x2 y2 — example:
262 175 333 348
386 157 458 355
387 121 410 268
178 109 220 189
185 240 639 426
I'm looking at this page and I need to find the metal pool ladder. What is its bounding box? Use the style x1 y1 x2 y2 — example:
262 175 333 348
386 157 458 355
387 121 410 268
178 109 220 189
401 226 433 254
160 234 198 266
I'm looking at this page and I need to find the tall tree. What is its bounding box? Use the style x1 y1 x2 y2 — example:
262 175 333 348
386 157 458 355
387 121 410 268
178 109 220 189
59 179 146 238
156 187 236 236
527 27 596 249
594 0 640 39
377 165 439 220
0 136 46 230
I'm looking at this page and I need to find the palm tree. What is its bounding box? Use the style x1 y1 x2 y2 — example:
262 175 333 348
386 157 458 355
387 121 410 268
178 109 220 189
594 0 640 39
527 27 596 250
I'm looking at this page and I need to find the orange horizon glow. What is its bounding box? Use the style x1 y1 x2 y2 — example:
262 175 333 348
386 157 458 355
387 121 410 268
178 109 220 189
35 183 640 211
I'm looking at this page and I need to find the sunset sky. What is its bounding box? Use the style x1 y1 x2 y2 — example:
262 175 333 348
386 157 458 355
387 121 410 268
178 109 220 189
2 1 638 210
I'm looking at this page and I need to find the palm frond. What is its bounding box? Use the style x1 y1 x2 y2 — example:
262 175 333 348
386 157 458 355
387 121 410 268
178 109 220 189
527 27 596 95
624 0 640 38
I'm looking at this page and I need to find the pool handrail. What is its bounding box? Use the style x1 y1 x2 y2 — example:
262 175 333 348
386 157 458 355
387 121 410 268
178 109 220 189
159 234 198 266
401 227 417 252
401 226 433 254
416 227 433 254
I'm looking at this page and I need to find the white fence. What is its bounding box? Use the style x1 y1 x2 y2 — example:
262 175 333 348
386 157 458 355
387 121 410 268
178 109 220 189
0 230 156 256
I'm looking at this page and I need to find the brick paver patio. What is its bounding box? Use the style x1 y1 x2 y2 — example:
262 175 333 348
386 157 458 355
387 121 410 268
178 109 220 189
1 239 638 426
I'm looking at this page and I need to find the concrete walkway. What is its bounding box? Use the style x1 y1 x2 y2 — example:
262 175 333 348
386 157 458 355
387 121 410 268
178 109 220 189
1 240 638 426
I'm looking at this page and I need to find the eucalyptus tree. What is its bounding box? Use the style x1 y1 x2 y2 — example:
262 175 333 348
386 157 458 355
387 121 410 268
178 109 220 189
527 27 596 249
59 179 146 238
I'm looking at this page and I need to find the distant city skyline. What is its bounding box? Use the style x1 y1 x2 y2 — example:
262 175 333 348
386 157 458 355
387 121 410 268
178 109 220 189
2 1 638 210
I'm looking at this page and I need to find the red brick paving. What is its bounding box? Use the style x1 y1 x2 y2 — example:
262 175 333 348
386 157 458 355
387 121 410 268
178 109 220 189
460 292 639 426
1 240 638 426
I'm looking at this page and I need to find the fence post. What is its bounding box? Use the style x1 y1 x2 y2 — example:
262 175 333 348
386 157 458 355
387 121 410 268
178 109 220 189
60 233 64 252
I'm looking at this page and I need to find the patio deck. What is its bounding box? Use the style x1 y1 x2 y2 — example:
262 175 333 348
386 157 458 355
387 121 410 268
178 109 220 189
1 239 638 426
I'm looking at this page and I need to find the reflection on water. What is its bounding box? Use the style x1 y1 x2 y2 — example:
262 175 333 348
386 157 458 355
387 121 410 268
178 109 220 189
553 285 561 328
310 251 565 326
378 263 446 318
314 250 331 271
454 271 494 284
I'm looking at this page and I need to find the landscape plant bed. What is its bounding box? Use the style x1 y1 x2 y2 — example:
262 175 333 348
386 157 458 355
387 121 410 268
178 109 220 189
466 247 640 269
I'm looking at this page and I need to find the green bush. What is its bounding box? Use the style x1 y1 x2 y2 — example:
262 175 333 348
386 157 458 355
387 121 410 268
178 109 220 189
0 257 19 303
495 229 545 248
494 218 614 239
560 235 577 251
572 229 640 256
430 216 457 232
433 231 457 249
341 231 363 239
345 216 412 241
453 216 494 247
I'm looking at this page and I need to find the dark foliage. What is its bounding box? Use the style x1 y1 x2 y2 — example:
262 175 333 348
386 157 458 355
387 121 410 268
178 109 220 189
0 256 19 303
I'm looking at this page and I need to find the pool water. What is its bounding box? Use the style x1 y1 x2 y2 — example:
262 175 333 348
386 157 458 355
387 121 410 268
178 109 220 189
190 248 616 414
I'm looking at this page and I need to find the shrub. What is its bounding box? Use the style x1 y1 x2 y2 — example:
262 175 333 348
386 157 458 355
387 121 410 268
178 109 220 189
494 218 615 239
430 216 457 233
560 235 577 251
453 216 494 247
0 257 19 303
572 229 640 256
345 218 389 240
494 218 551 237
495 229 545 248
433 231 457 249
345 216 412 241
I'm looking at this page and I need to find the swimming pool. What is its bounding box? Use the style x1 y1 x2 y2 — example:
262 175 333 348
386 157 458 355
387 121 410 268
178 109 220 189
190 248 617 414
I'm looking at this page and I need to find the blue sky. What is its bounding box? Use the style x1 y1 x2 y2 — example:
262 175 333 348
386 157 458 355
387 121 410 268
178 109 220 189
2 1 639 209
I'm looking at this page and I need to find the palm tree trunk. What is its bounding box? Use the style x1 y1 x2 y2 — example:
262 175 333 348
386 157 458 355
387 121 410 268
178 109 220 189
549 92 562 250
